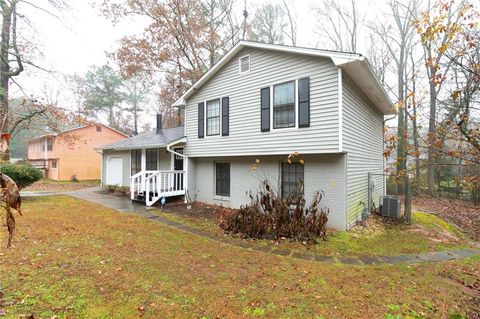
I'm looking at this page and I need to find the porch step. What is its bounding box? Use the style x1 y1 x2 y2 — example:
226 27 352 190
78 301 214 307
132 197 146 204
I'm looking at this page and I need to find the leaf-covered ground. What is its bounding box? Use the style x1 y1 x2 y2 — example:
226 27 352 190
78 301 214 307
413 195 480 241
159 201 472 257
22 179 100 192
0 196 479 318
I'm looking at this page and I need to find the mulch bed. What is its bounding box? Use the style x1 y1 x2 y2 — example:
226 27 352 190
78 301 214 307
159 198 220 220
413 195 480 241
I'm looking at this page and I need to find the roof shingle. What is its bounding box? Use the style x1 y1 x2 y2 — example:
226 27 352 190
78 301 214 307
99 126 184 150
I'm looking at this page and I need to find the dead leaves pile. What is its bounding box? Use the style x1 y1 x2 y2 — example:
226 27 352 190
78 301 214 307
413 195 480 240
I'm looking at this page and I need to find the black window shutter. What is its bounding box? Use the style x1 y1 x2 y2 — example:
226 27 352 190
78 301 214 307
298 77 310 127
222 97 229 136
198 102 205 138
260 87 270 132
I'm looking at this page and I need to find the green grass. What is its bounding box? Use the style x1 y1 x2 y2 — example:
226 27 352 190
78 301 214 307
0 196 478 318
155 209 471 257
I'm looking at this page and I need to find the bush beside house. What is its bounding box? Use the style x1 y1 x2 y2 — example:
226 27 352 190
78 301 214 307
0 163 43 189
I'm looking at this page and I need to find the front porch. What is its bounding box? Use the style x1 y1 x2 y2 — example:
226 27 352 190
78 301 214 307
130 170 186 206
128 144 187 206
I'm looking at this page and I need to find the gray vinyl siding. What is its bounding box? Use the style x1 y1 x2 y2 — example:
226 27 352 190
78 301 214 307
101 150 130 187
184 47 340 157
189 154 347 230
342 73 385 227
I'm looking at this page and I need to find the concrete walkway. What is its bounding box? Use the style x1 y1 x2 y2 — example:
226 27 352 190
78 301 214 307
64 188 480 265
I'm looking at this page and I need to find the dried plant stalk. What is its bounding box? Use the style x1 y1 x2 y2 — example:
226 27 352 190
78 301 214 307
0 173 22 248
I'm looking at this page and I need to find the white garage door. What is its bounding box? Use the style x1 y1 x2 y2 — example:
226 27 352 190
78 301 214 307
105 157 123 186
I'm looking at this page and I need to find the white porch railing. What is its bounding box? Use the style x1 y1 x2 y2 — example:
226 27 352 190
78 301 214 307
130 170 186 206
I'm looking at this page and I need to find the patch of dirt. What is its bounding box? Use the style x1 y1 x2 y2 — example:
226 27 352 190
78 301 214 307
406 224 461 244
159 198 222 219
349 213 402 235
413 195 480 241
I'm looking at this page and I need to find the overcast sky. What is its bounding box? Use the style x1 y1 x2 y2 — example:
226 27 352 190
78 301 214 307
14 0 377 127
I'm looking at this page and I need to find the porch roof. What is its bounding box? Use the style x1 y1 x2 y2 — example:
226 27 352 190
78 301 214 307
98 126 184 151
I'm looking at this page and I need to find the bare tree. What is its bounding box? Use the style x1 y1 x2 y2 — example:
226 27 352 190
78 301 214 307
249 3 288 44
369 0 418 192
282 0 296 45
414 0 466 195
314 0 364 52
0 0 67 160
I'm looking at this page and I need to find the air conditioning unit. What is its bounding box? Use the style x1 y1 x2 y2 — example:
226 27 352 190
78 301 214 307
379 196 401 219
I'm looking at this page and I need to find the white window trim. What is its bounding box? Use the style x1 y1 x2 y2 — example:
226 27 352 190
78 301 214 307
213 161 231 200
203 97 228 138
270 78 299 131
238 54 250 74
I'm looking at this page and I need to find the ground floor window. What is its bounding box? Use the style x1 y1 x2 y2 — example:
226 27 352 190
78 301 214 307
131 149 141 175
146 149 158 170
51 160 57 169
281 162 304 198
215 162 230 197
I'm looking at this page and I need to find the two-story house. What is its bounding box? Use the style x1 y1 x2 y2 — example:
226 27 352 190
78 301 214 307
28 123 128 181
99 41 395 230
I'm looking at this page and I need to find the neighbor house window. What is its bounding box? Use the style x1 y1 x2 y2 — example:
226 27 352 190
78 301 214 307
206 99 220 136
281 162 304 198
131 149 142 175
239 55 250 73
215 162 230 197
273 81 295 128
51 160 57 169
47 138 53 151
146 149 158 170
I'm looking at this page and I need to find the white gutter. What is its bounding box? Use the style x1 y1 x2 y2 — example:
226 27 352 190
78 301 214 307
166 137 189 203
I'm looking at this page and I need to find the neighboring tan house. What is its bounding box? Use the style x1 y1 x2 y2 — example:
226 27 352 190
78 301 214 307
99 41 395 230
28 124 128 181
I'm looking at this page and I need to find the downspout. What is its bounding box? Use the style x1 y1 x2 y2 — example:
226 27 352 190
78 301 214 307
166 138 188 203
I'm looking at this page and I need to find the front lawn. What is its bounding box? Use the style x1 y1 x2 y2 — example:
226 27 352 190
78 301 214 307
22 179 100 192
158 202 471 257
0 196 478 318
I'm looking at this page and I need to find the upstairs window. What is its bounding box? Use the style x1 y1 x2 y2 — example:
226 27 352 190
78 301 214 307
239 55 250 74
96 125 102 132
206 99 220 136
47 138 53 151
273 81 295 128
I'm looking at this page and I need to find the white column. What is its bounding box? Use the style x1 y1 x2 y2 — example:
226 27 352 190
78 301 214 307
141 149 146 192
141 149 146 171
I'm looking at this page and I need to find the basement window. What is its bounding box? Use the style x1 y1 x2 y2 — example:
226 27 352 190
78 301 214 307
281 162 304 198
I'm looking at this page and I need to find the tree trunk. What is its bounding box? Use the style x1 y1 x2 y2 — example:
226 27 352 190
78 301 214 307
396 51 406 193
427 78 437 195
0 3 13 161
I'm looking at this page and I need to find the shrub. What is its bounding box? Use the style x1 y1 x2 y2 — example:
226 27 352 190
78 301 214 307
103 184 130 196
0 163 43 189
218 180 329 243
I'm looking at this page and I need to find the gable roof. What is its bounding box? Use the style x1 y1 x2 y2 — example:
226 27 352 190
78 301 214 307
28 123 129 142
172 40 395 115
98 126 185 151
